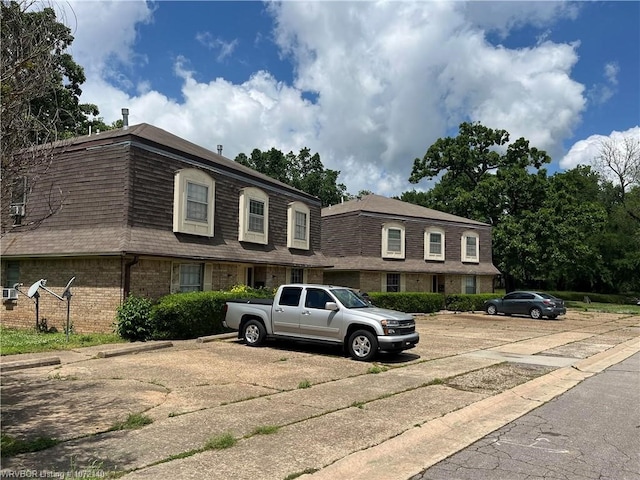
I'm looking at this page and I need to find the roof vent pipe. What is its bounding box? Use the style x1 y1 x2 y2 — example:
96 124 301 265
122 108 129 130
217 144 223 155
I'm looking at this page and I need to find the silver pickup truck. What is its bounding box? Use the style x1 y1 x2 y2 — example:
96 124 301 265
223 284 419 361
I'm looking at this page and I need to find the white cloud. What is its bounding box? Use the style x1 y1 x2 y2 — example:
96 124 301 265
69 1 591 196
195 32 239 62
560 126 640 170
588 61 620 105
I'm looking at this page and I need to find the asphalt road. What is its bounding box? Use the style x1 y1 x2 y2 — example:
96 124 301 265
411 352 640 480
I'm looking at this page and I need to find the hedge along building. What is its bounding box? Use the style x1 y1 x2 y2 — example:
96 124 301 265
321 195 500 294
1 122 329 333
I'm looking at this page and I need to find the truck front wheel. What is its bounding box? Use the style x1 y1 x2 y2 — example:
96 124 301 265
242 320 266 347
347 330 378 362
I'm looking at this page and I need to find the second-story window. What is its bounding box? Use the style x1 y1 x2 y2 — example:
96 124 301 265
461 231 479 263
186 183 208 222
295 211 307 240
381 222 405 259
239 187 269 245
287 201 310 250
173 168 215 237
424 228 445 261
248 199 265 233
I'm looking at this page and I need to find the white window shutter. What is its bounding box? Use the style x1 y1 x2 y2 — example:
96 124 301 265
203 263 213 291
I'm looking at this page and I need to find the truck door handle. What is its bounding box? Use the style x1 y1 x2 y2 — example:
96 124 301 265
302 310 311 315
275 308 284 313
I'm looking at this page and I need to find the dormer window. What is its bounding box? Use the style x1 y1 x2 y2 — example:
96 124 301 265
287 201 310 250
381 222 405 259
424 227 445 261
461 231 479 263
239 187 269 245
173 169 215 237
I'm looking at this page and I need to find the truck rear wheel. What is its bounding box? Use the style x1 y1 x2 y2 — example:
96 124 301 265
347 330 378 362
242 320 266 347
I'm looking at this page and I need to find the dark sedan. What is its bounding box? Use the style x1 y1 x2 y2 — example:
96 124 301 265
484 291 566 320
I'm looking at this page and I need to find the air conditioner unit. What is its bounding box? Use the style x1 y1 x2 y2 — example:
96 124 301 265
2 288 18 301
9 204 25 216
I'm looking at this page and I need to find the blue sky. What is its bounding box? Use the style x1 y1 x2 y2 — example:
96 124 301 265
63 1 639 196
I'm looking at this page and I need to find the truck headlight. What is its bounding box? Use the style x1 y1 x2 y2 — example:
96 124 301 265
381 319 399 335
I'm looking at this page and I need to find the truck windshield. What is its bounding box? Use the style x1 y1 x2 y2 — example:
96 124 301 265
330 288 370 309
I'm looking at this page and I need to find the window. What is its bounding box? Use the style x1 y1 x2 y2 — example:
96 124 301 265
173 169 215 237
186 183 208 222
249 199 264 232
287 202 310 250
290 268 305 284
461 231 479 263
463 276 477 294
4 261 20 288
239 187 269 244
381 223 405 259
305 288 332 309
279 287 302 306
171 262 212 293
424 228 445 261
386 273 400 292
295 212 307 240
179 264 203 292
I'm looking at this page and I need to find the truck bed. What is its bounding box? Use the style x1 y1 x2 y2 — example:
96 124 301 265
226 298 274 305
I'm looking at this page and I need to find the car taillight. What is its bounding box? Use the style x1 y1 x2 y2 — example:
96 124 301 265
543 299 553 306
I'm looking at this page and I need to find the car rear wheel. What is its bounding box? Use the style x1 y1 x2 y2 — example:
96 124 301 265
530 307 542 320
242 319 266 347
347 330 378 362
486 304 498 315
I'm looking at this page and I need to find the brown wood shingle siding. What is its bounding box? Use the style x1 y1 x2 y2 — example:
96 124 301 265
19 143 130 230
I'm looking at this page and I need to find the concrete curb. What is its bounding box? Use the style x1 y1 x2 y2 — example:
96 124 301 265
0 357 61 372
302 338 640 480
95 341 173 358
196 332 237 343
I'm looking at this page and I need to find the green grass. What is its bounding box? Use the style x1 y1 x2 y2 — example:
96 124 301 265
251 425 280 435
109 413 153 431
204 432 237 450
566 302 640 314
297 379 312 389
0 326 125 356
0 434 60 457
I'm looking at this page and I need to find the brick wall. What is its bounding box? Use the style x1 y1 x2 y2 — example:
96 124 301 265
1 257 123 333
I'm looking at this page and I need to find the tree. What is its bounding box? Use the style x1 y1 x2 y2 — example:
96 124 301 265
593 134 640 221
1 0 102 234
235 147 348 206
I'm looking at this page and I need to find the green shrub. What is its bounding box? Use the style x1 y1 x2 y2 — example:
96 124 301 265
150 287 274 340
115 295 153 341
445 294 496 312
368 292 444 313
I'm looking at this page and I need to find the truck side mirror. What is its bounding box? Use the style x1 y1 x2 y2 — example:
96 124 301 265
325 302 338 311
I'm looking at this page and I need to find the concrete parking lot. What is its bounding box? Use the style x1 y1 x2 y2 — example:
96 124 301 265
1 310 638 479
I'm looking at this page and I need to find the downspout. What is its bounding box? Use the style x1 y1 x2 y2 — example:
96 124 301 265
123 255 139 299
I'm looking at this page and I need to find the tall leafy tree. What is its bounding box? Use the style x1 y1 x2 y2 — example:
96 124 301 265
235 147 347 206
407 122 558 290
1 0 106 234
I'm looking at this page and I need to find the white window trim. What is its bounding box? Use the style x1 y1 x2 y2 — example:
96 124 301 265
173 169 215 237
238 187 269 245
287 201 310 250
381 222 405 259
461 231 479 263
424 227 445 261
